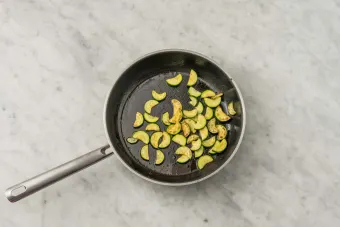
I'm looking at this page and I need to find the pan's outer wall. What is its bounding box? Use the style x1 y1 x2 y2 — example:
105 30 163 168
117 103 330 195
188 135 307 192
104 49 246 185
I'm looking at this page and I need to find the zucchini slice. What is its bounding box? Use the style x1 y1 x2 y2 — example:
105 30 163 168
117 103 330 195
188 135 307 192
155 150 165 165
202 136 216 147
196 102 204 114
208 149 216 155
159 132 171 148
197 155 213 169
194 114 207 130
183 109 198 118
132 131 149 144
188 87 201 97
215 106 231 122
140 145 149 161
207 118 218 133
133 112 144 128
181 122 191 137
126 137 138 144
187 69 198 86
177 155 191 164
172 134 187 146
204 107 213 120
175 146 192 163
199 126 209 141
228 102 237 115
194 146 204 158
187 134 199 144
152 90 167 101
169 99 183 123
204 97 221 108
190 139 202 151
182 119 196 133
144 113 159 123
144 100 159 114
213 93 223 99
145 123 160 131
166 74 182 86
189 96 198 106
216 125 227 140
166 122 181 135
162 112 171 126
212 139 227 153
201 90 216 98
150 132 163 148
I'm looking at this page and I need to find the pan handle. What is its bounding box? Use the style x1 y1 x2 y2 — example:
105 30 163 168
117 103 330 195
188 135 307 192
5 144 113 203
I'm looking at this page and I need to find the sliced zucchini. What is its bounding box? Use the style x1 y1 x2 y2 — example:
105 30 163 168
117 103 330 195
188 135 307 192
175 146 192 163
188 87 201 97
144 100 159 114
190 139 202 151
183 109 198 118
172 134 187 146
166 74 182 86
162 112 171 126
197 155 213 169
177 155 191 164
204 97 221 108
201 90 216 98
213 93 223 99
140 145 149 161
166 122 181 135
150 132 163 148
195 102 204 114
212 139 227 153
152 90 166 101
187 134 199 144
132 131 149 144
207 118 218 133
187 69 198 86
194 114 207 130
199 126 209 141
182 119 196 133
155 150 165 165
159 132 171 148
133 112 144 128
215 106 231 122
181 122 191 137
126 137 138 144
216 125 227 140
208 149 216 155
145 123 160 131
204 107 213 120
202 136 216 148
189 96 198 106
194 146 204 158
169 99 183 123
144 113 159 123
228 102 237 115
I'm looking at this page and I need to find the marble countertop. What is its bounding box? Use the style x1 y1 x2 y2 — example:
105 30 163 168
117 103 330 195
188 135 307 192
1 0 340 226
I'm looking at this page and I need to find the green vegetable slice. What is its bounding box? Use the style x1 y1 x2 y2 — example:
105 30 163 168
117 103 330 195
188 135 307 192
166 122 181 135
212 139 227 153
162 112 171 126
172 134 187 146
208 149 216 155
144 100 159 114
196 102 204 114
182 119 196 133
190 139 202 151
150 132 163 148
187 69 198 86
194 114 207 130
175 146 192 163
155 150 165 165
140 145 149 160
216 125 227 140
204 97 221 108
177 155 191 164
159 132 171 148
207 118 218 134
204 107 213 120
187 134 199 144
169 99 183 123
183 109 197 118
132 131 149 144
144 113 159 123
199 126 209 141
213 93 223 99
133 112 144 128
228 102 237 115
189 96 198 106
197 155 213 169
188 87 201 97
202 136 216 147
215 106 231 122
152 90 167 101
181 122 191 137
194 146 204 158
166 74 182 86
126 137 138 144
201 90 216 98
145 123 160 131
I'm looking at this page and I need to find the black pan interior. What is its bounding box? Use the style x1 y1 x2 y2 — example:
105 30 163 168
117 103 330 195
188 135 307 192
105 50 244 184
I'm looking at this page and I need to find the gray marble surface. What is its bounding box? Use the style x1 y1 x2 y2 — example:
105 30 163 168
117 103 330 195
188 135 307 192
1 0 340 226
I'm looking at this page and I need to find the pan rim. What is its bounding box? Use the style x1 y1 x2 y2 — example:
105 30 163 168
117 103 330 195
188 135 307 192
103 49 246 186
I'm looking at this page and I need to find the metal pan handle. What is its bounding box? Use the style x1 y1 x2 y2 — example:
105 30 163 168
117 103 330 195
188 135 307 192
5 144 113 203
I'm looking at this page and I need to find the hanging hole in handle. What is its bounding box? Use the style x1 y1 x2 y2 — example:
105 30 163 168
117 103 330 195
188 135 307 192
11 185 27 196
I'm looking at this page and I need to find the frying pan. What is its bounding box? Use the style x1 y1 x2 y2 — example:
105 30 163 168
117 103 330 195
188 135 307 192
5 49 246 202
